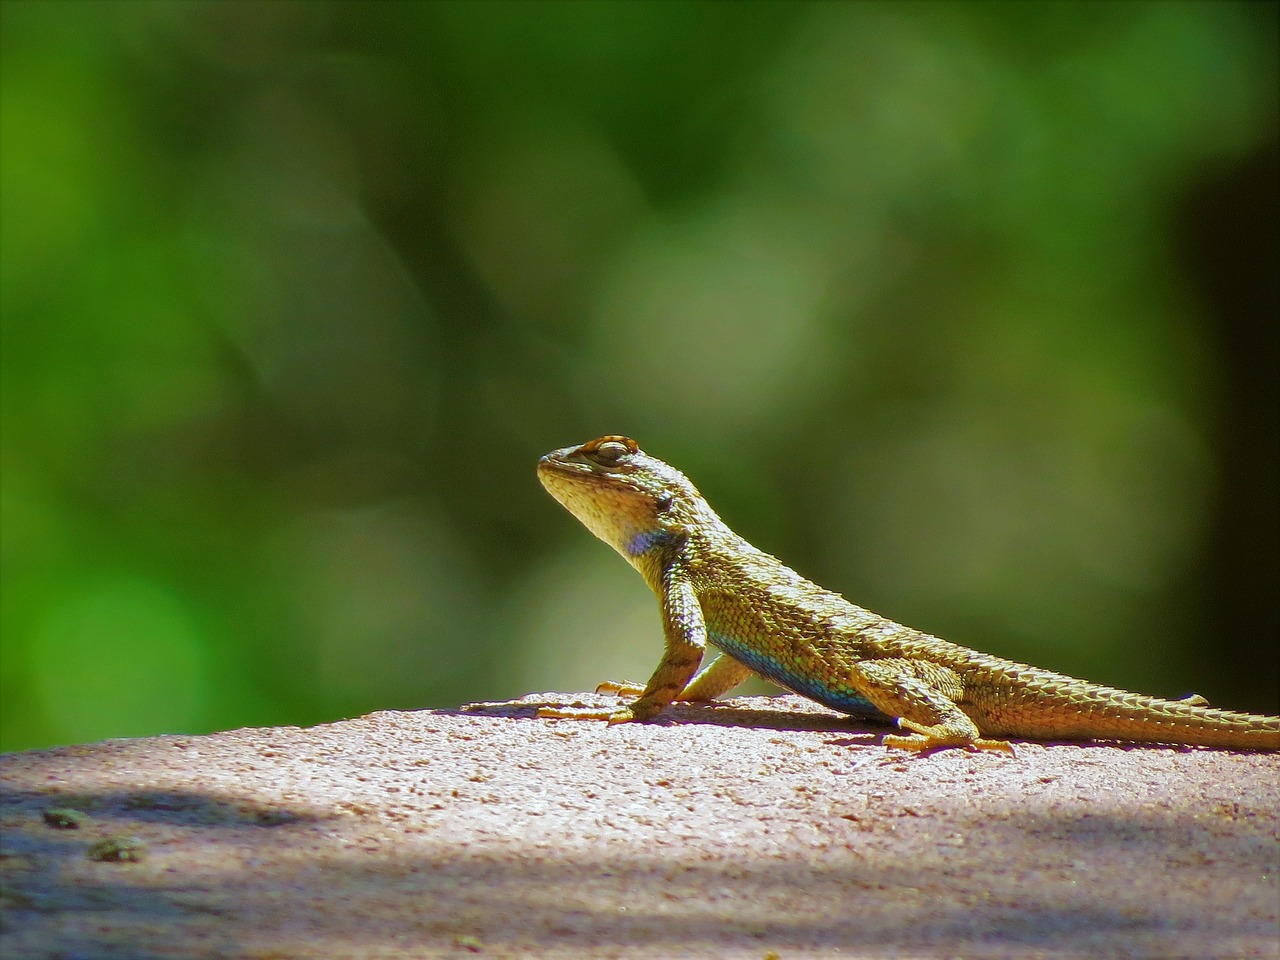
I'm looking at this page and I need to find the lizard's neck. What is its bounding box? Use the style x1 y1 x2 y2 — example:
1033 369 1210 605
627 502 742 594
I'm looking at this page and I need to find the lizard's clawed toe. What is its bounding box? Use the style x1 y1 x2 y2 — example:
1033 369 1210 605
595 681 646 697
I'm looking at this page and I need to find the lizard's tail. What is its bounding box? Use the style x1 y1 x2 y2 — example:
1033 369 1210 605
980 680 1280 750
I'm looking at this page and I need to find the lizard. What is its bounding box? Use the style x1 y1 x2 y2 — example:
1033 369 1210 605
534 435 1280 752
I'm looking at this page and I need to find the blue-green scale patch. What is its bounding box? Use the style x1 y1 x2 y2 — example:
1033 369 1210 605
626 529 676 557
708 629 886 721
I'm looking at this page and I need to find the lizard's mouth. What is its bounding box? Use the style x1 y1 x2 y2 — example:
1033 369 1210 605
536 456 590 491
536 456 598 501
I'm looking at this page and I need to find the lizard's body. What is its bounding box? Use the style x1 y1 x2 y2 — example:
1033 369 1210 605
536 435 1280 752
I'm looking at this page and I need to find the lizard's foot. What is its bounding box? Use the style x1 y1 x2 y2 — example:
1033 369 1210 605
537 704 636 723
596 680 726 705
595 681 646 697
884 720 1016 755
535 682 644 720
883 733 1015 754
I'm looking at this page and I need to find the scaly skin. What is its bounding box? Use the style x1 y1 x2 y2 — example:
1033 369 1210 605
536 435 1280 752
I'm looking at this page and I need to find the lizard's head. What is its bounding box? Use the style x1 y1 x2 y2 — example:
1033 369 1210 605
537 436 705 562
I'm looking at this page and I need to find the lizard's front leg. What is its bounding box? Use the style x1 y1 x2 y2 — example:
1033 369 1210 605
595 653 753 702
676 653 754 701
539 568 706 724
849 658 1014 753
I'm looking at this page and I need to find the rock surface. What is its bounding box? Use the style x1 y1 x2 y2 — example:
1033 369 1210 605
2 693 1278 959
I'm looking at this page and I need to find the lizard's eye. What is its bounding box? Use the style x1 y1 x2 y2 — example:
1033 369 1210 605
591 440 632 467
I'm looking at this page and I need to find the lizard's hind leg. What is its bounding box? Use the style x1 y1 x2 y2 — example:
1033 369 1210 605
849 658 1014 753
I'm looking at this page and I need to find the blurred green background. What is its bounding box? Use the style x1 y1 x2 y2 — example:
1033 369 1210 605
2 0 1276 753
